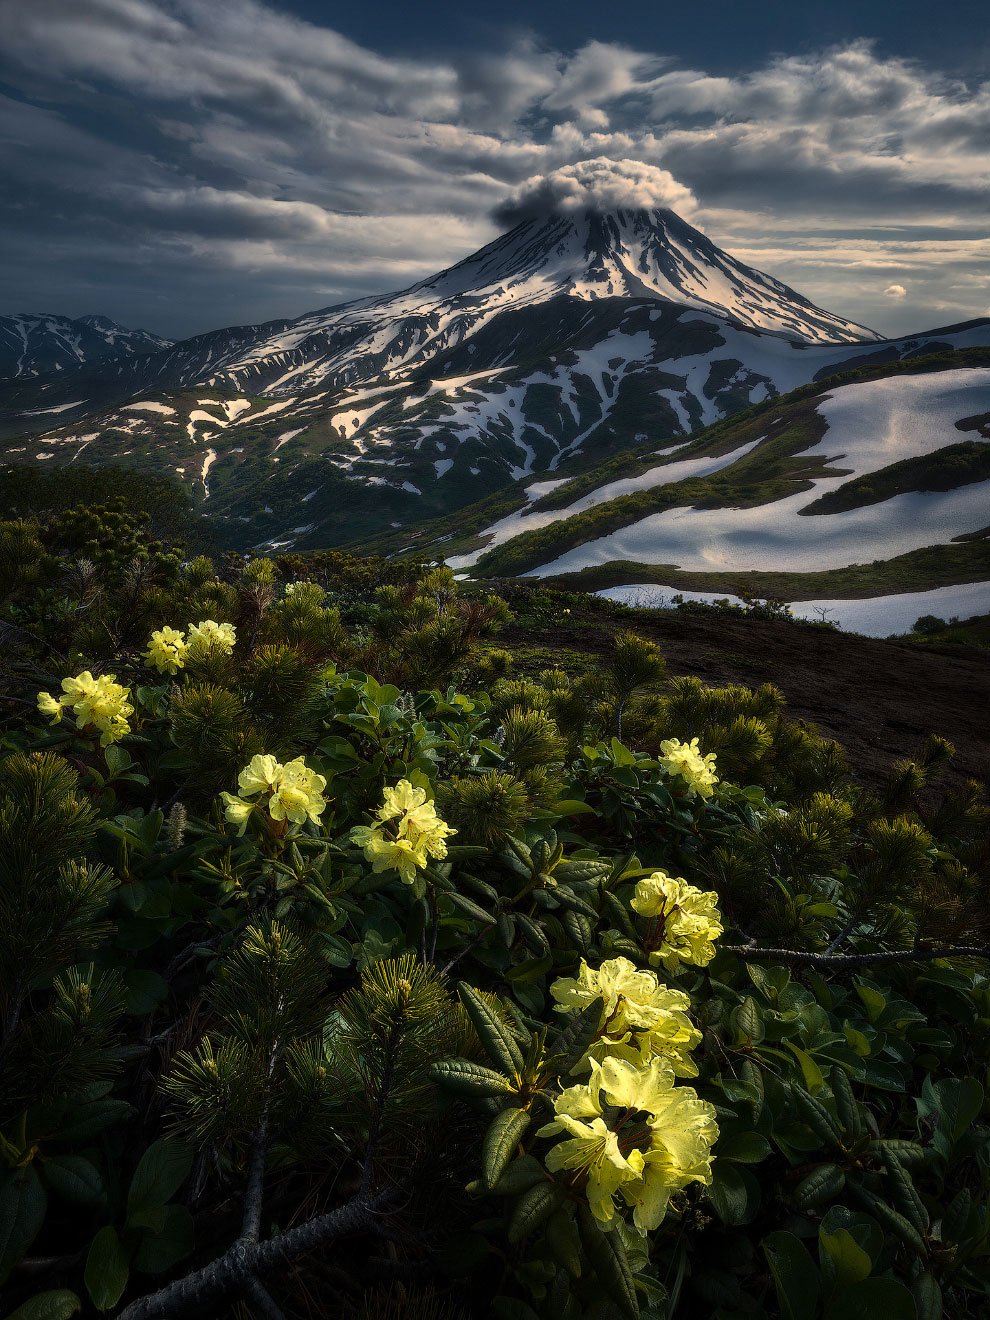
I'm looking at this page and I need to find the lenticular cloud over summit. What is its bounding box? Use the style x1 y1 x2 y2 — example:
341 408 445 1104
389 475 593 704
493 158 697 227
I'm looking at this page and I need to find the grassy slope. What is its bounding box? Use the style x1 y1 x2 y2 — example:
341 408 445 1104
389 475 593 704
538 538 990 599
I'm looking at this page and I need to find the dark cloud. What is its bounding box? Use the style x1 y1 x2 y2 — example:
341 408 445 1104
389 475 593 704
0 2 986 338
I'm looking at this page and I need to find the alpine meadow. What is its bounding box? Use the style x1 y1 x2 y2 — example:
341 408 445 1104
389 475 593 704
0 4 989 1320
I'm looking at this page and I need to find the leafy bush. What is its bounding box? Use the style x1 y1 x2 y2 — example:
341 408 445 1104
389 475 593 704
0 537 988 1319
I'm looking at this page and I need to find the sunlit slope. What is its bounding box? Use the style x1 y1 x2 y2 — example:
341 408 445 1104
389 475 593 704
430 356 990 605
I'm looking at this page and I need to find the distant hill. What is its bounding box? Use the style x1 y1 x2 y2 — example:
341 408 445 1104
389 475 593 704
0 313 172 383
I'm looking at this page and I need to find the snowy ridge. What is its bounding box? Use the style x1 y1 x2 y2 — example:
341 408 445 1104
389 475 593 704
0 313 172 383
468 367 990 589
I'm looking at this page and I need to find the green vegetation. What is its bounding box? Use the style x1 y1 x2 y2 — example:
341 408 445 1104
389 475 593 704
902 612 990 649
0 527 988 1318
802 442 990 516
541 539 990 601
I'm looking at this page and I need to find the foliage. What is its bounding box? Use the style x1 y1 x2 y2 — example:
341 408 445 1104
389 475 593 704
0 550 987 1319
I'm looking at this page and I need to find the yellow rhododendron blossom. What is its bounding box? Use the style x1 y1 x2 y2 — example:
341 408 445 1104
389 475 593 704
144 626 188 674
631 871 724 973
538 1055 717 1231
551 960 702 1077
37 671 134 746
350 779 456 886
186 619 236 660
221 753 328 835
658 737 718 799
36 691 63 723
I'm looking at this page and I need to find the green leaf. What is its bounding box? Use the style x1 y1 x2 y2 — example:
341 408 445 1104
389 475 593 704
431 1058 518 1097
819 1228 872 1287
546 1206 583 1277
4 1290 82 1320
41 1156 104 1207
853 984 886 1024
483 1108 532 1190
731 996 764 1045
716 1131 771 1164
470 1155 547 1199
0 1165 47 1283
503 954 553 985
507 1181 561 1243
707 1162 758 1226
824 1278 916 1320
492 1300 541 1320
132 1205 195 1274
57 1099 131 1142
785 1042 825 1095
458 984 524 1075
940 1187 971 1243
880 1147 929 1236
912 1272 942 1320
125 1139 193 1233
85 1226 130 1312
448 892 494 925
122 970 169 1016
762 1231 819 1320
577 1205 638 1320
794 1163 845 1210
830 1065 862 1139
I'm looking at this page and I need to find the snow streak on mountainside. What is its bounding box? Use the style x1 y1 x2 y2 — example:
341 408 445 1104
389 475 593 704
446 365 990 600
2 206 989 557
0 314 172 383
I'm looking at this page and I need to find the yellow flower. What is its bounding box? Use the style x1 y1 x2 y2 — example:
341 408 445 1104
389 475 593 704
538 1055 717 1231
144 626 188 674
186 619 236 660
267 757 328 826
39 671 134 745
621 1085 719 1233
223 753 328 834
350 780 456 885
630 872 724 973
658 737 718 799
551 957 688 1036
220 793 255 835
37 691 63 724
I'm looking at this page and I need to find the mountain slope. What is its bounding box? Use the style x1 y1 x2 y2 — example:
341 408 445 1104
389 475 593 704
0 313 172 384
433 354 990 622
2 209 988 554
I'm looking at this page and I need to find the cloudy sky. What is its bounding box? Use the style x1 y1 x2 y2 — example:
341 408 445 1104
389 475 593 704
1 0 987 340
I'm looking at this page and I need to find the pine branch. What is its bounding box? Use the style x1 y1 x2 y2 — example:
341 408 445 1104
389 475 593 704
722 942 989 970
242 1275 287 1320
241 1110 269 1244
116 1190 393 1320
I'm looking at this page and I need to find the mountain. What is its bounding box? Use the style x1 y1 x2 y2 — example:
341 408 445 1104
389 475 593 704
0 313 173 384
433 353 990 630
2 208 989 555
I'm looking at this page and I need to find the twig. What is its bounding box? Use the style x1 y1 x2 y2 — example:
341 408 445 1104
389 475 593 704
241 1111 269 1244
440 922 495 977
823 915 858 955
116 1190 393 1320
242 1275 287 1320
722 942 988 970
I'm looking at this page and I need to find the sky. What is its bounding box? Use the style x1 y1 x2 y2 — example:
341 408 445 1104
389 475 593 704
1 0 987 342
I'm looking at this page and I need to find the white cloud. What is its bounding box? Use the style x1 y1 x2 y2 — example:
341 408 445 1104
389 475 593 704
884 284 908 297
493 158 696 225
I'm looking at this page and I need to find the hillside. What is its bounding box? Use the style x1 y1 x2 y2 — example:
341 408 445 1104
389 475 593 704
7 208 988 554
0 312 172 382
415 351 990 624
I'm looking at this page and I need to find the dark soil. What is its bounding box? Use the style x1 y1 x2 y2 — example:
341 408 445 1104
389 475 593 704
499 607 990 792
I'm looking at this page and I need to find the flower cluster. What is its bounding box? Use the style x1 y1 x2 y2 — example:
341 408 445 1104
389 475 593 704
144 620 236 673
145 626 188 674
538 1046 717 1232
350 780 456 887
221 754 328 834
550 957 702 1077
631 871 724 973
37 671 134 746
658 737 718 799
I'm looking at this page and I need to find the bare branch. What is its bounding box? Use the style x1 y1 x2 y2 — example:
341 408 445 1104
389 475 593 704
722 942 988 970
117 1190 393 1320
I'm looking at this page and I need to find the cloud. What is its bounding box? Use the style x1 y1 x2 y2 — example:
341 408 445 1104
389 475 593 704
884 283 908 297
492 157 697 226
0 2 987 337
